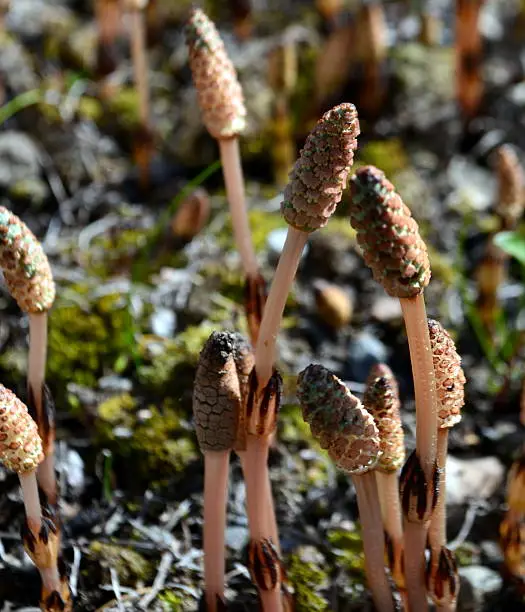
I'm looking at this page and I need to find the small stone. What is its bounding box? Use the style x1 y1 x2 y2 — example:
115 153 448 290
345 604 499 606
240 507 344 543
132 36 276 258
445 456 505 505
225 526 249 552
347 332 388 381
370 295 403 323
313 280 353 329
267 227 309 260
98 376 133 393
150 307 177 338
458 566 502 611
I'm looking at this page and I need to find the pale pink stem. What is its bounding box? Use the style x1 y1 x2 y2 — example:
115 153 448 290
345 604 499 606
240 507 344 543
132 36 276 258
96 0 121 44
218 138 259 278
437 603 455 612
239 437 282 612
353 473 394 612
400 295 437 610
428 429 449 559
255 227 308 387
203 451 230 612
403 519 430 612
40 566 61 593
18 471 42 535
399 296 438 478
130 9 150 126
29 313 56 506
375 470 404 577
239 437 279 551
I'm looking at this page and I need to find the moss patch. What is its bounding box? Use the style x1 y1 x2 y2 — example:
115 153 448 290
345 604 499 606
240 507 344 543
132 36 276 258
288 548 329 611
88 542 152 585
327 528 366 579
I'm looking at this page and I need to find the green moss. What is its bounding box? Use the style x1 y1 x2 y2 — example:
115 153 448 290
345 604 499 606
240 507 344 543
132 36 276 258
426 245 458 286
88 541 152 585
77 96 103 122
359 139 409 179
95 397 198 482
138 322 217 395
454 542 478 567
86 228 149 279
327 528 366 578
108 87 140 128
287 548 329 611
48 286 141 404
216 209 285 253
158 590 184 611
280 403 313 443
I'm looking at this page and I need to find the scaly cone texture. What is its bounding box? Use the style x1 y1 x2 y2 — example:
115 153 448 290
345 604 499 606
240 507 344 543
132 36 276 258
495 145 525 230
193 331 249 452
363 363 405 472
186 8 246 140
0 207 55 313
297 364 381 474
281 103 359 232
348 166 430 298
0 384 43 473
427 319 465 429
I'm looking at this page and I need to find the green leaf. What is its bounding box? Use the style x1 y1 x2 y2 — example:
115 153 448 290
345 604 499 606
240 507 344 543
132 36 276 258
493 230 525 266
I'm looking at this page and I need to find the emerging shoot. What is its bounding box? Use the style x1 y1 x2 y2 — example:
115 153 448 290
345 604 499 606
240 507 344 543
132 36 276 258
426 319 465 611
186 9 265 344
298 365 394 612
349 166 436 611
0 384 70 611
0 206 56 506
363 364 405 599
193 331 251 611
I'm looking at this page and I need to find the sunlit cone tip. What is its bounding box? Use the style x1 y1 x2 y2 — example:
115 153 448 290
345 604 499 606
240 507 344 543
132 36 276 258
193 331 249 452
297 364 381 474
507 455 525 514
363 363 404 472
427 319 465 429
0 207 55 313
0 385 43 474
426 547 459 607
186 8 247 139
281 103 360 233
348 165 430 298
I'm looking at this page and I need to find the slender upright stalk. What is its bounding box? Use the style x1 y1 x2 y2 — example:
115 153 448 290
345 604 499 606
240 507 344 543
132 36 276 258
130 8 149 127
254 227 308 386
429 429 449 560
376 471 404 586
298 365 393 612
203 451 230 611
400 297 438 476
403 519 429 611
218 138 258 278
354 473 395 612
19 471 43 535
29 313 56 506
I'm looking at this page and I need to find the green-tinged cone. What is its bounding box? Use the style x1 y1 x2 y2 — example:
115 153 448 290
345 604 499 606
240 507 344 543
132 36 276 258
349 166 430 298
0 207 55 313
282 103 360 232
297 364 381 474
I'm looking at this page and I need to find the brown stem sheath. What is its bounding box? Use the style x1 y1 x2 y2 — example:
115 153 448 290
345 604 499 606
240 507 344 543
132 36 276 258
403 519 430 612
429 429 449 559
255 227 308 387
239 437 282 611
29 313 56 506
96 0 121 45
375 470 404 588
203 451 230 612
400 296 438 478
353 472 394 612
218 138 259 279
